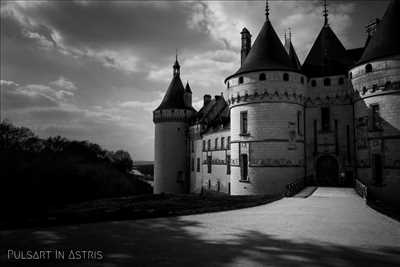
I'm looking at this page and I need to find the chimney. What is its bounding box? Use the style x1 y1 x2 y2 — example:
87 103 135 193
241 28 251 66
203 95 211 107
365 18 380 47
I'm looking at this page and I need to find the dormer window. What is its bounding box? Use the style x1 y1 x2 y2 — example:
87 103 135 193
311 80 317 87
238 77 244 84
324 78 331 86
300 77 304 84
259 73 266 81
366 64 372 73
283 73 289 81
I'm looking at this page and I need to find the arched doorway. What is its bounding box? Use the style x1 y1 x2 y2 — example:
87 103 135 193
316 155 339 186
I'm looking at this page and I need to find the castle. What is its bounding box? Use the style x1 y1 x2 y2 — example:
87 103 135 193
153 0 400 207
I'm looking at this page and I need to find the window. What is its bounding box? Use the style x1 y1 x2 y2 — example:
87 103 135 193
207 139 211 150
283 73 289 81
311 80 317 87
177 171 183 182
215 138 218 150
226 154 231 174
324 78 331 86
217 181 221 192
238 76 243 84
371 104 381 130
259 73 266 81
208 179 211 189
313 120 317 154
221 137 225 149
197 158 200 172
338 77 344 85
366 63 372 73
300 77 304 84
227 81 230 88
207 155 212 173
321 107 330 131
191 158 195 172
227 136 231 149
297 110 303 135
240 154 248 180
203 140 206 151
240 111 248 135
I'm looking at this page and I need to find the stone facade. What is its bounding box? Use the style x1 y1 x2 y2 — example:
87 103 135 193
154 1 399 207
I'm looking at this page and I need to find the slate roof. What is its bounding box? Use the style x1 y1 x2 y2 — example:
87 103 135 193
357 0 400 65
285 40 301 71
225 20 299 82
154 74 187 111
302 25 350 77
196 95 230 131
185 82 192 93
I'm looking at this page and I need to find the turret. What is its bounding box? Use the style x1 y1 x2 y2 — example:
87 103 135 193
349 0 400 206
225 0 306 195
241 28 251 66
153 56 196 194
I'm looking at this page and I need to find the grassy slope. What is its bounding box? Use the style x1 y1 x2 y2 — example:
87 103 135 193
0 193 282 229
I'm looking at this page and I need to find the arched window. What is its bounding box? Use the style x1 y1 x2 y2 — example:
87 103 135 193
300 77 304 84
283 73 289 81
227 81 230 88
238 76 244 84
324 78 331 86
365 64 372 73
338 77 344 85
259 73 266 81
311 80 317 87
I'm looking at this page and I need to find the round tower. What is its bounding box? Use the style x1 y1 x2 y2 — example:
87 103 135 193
153 57 195 194
225 2 306 195
349 0 400 205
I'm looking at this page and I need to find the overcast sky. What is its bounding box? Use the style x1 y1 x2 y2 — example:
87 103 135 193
0 0 389 161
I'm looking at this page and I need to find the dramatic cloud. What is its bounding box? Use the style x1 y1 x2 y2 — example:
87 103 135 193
1 1 389 160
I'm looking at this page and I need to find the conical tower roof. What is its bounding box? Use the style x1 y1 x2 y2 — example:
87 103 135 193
302 25 349 77
185 81 192 93
357 0 400 65
285 38 301 71
154 60 187 111
225 20 299 82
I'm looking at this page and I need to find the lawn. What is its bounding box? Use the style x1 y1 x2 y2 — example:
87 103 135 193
1 193 281 229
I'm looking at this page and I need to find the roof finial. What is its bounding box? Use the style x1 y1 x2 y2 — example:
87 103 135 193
173 49 180 76
265 0 270 21
323 0 328 25
288 27 292 41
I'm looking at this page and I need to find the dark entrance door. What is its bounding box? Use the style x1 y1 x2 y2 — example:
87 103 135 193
316 155 339 186
372 154 383 185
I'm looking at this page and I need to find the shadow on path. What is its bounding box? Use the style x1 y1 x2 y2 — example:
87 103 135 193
1 216 399 267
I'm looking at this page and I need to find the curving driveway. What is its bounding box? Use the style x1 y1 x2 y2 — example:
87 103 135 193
1 187 399 266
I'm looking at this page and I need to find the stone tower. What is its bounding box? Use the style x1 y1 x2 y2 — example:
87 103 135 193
349 0 400 206
225 2 306 195
302 1 356 186
153 57 195 194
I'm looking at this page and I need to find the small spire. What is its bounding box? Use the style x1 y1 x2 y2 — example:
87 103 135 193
288 27 292 41
173 49 180 77
265 0 270 21
323 0 328 25
284 30 287 41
